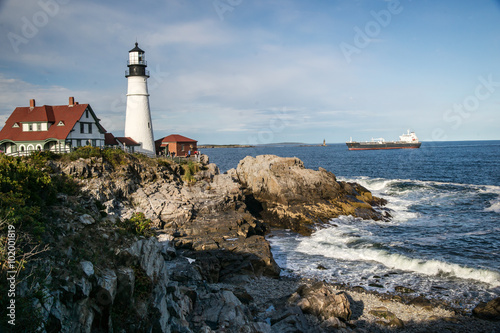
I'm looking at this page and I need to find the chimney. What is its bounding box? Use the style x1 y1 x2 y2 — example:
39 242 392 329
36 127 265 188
30 99 35 109
69 96 75 107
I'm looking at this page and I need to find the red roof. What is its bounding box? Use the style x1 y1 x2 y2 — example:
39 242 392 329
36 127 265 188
105 133 118 145
0 103 101 142
160 134 197 143
116 137 140 146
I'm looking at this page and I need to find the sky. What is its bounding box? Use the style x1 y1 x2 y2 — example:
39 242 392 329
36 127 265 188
0 0 499 144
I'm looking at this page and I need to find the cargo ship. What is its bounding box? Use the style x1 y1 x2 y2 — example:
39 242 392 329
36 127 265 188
346 130 421 150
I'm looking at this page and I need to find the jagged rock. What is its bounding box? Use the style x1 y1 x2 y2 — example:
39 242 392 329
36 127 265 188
80 260 94 277
269 305 311 332
195 163 219 181
75 276 92 298
236 155 388 235
115 267 135 305
192 290 254 331
96 268 118 305
472 297 500 321
199 154 210 165
157 233 177 259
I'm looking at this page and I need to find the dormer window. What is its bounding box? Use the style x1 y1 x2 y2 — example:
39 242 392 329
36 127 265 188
12 123 19 128
57 121 65 126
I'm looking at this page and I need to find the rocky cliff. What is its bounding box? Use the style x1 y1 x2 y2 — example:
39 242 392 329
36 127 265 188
2 151 394 332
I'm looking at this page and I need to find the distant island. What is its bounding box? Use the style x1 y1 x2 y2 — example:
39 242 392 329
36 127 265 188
199 142 330 148
198 144 255 148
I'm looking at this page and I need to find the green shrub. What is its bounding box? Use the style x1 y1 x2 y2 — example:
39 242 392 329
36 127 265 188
118 212 153 237
0 155 53 233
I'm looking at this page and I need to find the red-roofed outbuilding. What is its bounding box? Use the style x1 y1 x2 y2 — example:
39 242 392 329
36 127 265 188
105 133 140 153
0 97 106 155
155 134 197 157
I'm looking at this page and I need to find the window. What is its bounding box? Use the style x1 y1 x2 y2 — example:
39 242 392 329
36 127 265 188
181 144 185 152
92 139 96 147
86 110 89 118
88 123 92 134
77 139 81 147
129 52 138 64
80 123 85 133
148 122 150 129
29 124 33 131
37 123 41 131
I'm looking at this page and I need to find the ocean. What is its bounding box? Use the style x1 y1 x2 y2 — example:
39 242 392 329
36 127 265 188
202 141 500 310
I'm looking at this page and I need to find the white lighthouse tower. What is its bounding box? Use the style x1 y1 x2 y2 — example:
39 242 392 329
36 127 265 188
124 42 155 155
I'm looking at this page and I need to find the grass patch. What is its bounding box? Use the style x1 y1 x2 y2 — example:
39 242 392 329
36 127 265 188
181 161 200 183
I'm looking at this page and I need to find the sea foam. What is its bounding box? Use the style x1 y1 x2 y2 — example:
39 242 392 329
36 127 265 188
296 227 500 287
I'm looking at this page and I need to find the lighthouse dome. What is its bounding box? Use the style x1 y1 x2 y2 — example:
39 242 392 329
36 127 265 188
129 42 144 53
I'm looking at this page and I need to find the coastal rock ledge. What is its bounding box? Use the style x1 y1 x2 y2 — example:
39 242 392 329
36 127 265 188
235 155 389 235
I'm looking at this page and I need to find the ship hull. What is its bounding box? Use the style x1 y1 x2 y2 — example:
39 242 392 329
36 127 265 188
346 142 421 150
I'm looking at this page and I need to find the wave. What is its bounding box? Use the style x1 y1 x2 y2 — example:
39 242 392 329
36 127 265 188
339 176 500 217
485 200 500 213
296 227 500 287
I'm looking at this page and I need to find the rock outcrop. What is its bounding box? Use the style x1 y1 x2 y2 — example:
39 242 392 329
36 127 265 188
235 155 389 235
13 152 397 332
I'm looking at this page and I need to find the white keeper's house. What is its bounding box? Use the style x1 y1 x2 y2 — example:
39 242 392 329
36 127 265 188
0 97 106 156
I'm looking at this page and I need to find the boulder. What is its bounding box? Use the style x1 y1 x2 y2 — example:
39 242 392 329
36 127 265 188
79 214 95 225
290 281 352 322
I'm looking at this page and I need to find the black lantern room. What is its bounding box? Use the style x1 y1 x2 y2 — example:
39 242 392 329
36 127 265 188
126 42 149 77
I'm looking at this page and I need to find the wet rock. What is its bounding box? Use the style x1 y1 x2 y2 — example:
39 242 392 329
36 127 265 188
368 283 384 288
352 286 367 293
407 296 433 311
369 306 397 320
472 297 500 321
395 285 415 294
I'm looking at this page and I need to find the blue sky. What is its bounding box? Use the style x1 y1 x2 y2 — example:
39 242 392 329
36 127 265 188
1 0 499 144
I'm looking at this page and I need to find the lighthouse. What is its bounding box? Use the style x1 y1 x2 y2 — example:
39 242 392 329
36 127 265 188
124 42 155 155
